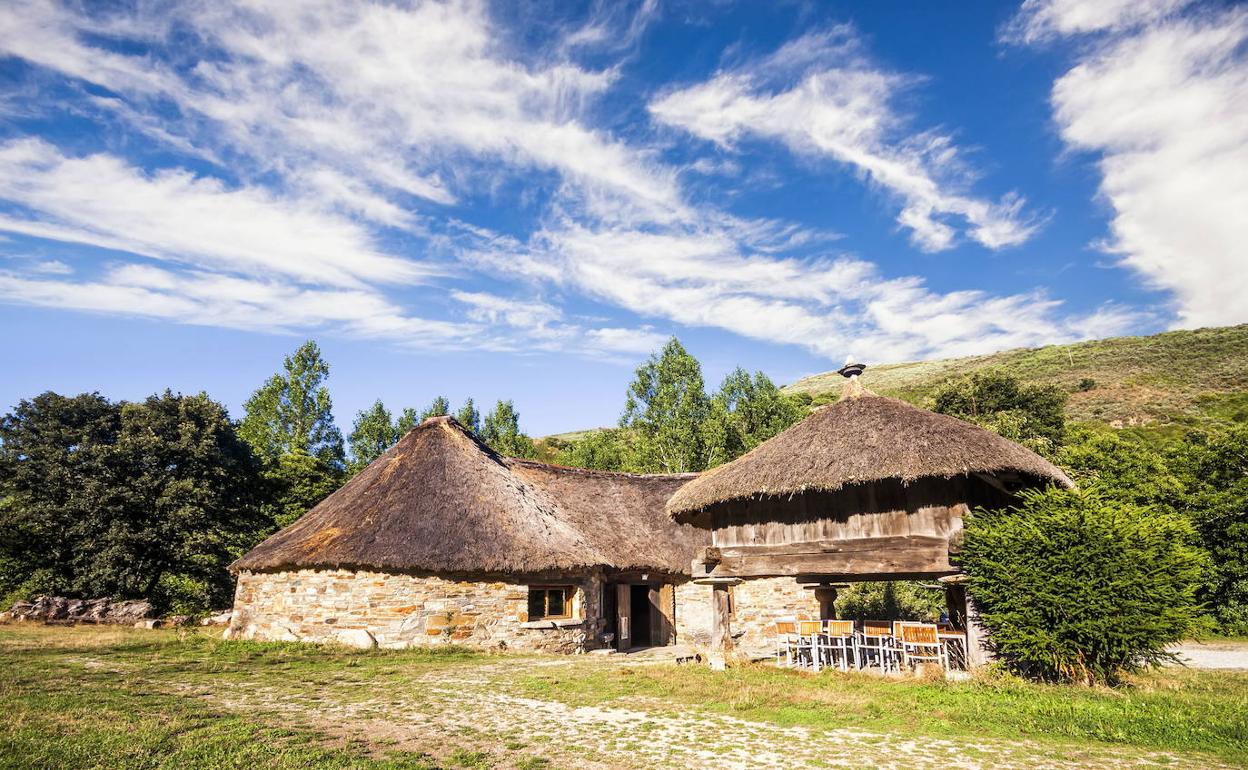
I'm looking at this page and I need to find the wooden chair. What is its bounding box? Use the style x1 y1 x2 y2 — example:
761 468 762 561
857 621 898 672
774 620 800 668
822 620 855 672
900 623 947 671
797 620 823 670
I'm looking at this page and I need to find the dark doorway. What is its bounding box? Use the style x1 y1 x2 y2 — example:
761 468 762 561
629 584 652 647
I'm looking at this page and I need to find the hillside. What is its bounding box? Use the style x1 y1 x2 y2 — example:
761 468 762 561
784 324 1248 431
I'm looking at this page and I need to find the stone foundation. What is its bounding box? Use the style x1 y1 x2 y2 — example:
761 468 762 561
227 569 603 653
674 577 821 658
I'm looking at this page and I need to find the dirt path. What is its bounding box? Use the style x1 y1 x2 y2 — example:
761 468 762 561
1170 641 1248 671
158 657 1231 770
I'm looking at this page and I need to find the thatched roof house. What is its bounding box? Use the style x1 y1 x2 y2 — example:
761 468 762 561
667 368 1073 666
228 417 706 653
234 416 702 575
669 376 1071 525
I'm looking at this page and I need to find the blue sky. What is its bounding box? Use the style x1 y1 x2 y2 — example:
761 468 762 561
1 0 1245 436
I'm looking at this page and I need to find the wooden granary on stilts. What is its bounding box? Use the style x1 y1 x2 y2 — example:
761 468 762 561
666 364 1072 668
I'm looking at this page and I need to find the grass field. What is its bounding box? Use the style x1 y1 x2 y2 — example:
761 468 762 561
783 323 1248 430
2 625 1246 769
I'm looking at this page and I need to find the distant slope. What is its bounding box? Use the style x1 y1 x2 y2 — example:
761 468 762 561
784 324 1248 430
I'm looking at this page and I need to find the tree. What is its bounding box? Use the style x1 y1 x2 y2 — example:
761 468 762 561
1171 426 1248 634
960 487 1205 684
620 338 712 473
239 341 345 538
557 428 634 472
348 400 399 472
238 341 345 469
481 400 536 458
104 392 265 608
931 370 1066 456
0 392 120 602
0 391 264 612
263 451 343 530
396 407 420 434
420 396 450 422
704 368 805 467
455 398 481 434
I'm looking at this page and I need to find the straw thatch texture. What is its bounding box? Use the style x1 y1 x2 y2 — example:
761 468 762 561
667 390 1072 522
232 417 705 575
510 461 704 574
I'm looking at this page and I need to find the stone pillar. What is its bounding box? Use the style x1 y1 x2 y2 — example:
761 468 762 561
709 583 733 671
941 575 993 669
814 586 838 621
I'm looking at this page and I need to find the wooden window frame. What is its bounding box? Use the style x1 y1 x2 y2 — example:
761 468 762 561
527 585 574 620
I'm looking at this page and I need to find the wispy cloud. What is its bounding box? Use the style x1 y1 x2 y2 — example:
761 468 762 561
649 28 1041 252
0 1 1149 366
1008 0 1248 328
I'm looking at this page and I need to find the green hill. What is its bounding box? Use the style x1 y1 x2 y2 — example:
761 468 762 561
784 324 1248 432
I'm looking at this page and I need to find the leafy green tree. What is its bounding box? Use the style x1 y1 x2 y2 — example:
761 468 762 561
263 451 343 530
348 400 399 472
960 487 1205 684
1171 426 1248 634
481 400 536 458
420 396 450 422
396 407 419 434
557 429 635 472
620 338 712 473
105 392 265 607
0 391 263 611
1058 425 1183 511
835 581 945 623
239 341 345 536
931 370 1066 456
704 368 805 467
0 392 120 602
455 398 481 434
238 341 345 468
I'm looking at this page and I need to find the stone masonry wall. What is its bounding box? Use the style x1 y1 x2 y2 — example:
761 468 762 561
227 569 603 653
674 577 821 659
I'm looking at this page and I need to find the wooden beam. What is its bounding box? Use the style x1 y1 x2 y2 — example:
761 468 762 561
706 535 955 579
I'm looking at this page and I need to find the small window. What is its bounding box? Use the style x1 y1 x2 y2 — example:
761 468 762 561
527 586 573 620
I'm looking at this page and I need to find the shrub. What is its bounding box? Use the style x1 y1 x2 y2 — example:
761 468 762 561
835 581 945 623
959 486 1205 685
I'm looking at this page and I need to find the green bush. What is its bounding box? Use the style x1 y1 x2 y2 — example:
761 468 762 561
835 581 945 623
960 487 1206 685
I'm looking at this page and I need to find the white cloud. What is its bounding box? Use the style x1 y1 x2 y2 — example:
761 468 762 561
0 0 1153 367
0 139 433 288
0 263 476 346
1003 0 1196 44
1015 3 1248 327
0 0 684 225
466 219 1132 363
650 29 1040 252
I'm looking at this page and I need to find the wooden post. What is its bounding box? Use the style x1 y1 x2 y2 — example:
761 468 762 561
814 586 838 620
709 583 734 671
942 576 993 669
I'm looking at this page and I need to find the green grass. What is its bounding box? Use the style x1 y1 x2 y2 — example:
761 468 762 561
3 625 1246 768
0 626 497 770
517 660 1248 765
782 324 1248 429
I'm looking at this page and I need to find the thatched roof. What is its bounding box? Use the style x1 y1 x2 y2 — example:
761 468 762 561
667 376 1072 522
233 416 705 575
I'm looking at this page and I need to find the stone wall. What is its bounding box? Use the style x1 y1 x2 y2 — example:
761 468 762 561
673 577 821 659
227 568 604 653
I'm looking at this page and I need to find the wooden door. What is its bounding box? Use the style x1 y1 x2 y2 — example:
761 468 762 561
649 585 675 646
615 583 631 651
